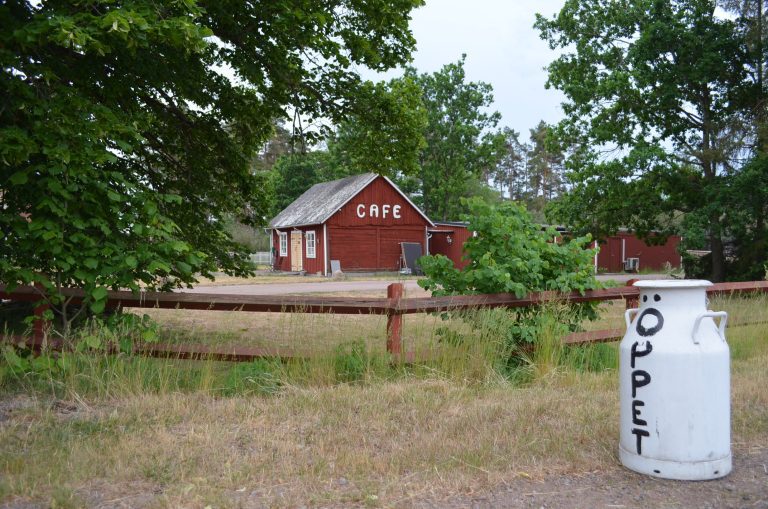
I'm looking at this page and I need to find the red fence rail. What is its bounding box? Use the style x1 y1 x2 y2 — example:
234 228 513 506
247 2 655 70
1 281 767 361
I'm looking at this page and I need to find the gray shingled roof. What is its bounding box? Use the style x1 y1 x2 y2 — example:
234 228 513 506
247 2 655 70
269 173 378 228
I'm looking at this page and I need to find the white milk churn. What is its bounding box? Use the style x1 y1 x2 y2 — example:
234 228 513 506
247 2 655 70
619 280 731 480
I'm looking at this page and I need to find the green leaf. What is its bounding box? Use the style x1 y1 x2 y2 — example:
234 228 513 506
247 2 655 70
119 337 133 354
90 299 106 314
9 172 28 185
91 286 108 301
85 335 102 349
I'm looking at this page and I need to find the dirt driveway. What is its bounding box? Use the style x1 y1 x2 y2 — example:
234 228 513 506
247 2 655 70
183 278 426 296
184 273 670 296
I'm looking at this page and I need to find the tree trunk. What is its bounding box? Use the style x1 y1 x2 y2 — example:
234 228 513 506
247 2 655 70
700 87 726 282
709 226 726 282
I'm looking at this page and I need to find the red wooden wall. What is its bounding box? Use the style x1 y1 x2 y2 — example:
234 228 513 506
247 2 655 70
429 223 472 269
596 232 681 272
325 177 430 272
272 226 326 274
327 225 426 271
328 177 428 228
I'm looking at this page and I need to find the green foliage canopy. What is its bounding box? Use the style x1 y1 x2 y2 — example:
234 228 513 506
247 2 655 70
329 76 428 178
269 151 339 217
0 0 422 325
419 198 599 298
536 0 750 281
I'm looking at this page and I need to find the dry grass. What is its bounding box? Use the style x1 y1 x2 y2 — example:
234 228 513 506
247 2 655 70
0 374 624 507
1 293 766 507
131 284 433 352
134 308 455 354
1 345 765 508
131 290 766 359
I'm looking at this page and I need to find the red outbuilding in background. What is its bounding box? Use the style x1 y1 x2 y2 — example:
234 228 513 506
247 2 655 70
594 230 682 272
428 221 472 270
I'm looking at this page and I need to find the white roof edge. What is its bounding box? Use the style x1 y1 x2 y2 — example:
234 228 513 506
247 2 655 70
382 175 435 227
272 223 322 230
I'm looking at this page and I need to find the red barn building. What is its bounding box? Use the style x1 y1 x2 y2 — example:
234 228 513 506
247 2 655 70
269 173 434 274
594 230 682 272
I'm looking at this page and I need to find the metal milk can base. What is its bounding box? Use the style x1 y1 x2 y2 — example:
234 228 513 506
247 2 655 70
620 446 732 480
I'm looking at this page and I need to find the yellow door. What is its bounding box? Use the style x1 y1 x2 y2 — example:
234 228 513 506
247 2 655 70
290 231 303 271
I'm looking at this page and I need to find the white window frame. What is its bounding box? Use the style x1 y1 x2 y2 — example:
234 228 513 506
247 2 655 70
305 230 316 259
279 231 288 257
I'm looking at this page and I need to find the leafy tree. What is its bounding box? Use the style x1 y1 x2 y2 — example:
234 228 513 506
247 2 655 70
405 56 505 221
489 122 565 222
268 77 425 219
716 0 768 279
722 0 767 151
328 76 427 178
252 122 294 173
536 0 749 281
418 198 600 368
0 0 422 331
419 199 599 297
724 155 768 278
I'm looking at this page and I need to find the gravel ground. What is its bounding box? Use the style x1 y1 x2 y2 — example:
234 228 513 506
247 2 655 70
182 273 671 296
414 446 768 509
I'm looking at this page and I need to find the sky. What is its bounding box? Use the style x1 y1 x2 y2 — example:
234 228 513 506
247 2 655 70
359 0 569 140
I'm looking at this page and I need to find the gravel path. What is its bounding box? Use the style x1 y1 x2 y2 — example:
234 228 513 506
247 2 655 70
181 278 425 295
415 446 768 509
182 273 671 296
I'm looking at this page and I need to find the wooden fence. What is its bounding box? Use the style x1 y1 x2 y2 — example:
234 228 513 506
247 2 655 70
1 280 767 362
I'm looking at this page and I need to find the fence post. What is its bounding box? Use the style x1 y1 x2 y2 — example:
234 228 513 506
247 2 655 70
386 283 404 356
32 289 49 347
625 278 639 310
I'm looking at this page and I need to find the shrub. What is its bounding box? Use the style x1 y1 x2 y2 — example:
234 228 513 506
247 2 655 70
418 198 601 373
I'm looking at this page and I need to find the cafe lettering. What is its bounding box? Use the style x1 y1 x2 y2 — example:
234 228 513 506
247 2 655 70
355 203 402 219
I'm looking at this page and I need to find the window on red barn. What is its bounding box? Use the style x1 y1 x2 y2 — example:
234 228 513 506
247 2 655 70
306 231 316 258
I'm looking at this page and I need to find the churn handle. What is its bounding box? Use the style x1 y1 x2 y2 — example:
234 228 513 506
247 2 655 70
624 308 639 329
692 311 728 344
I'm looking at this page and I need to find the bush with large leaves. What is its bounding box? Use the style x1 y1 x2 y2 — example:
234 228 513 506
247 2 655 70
418 198 600 370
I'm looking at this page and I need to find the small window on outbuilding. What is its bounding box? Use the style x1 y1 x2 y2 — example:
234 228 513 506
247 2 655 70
306 231 316 258
279 232 288 256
